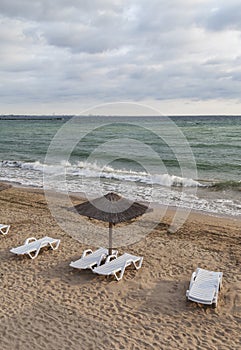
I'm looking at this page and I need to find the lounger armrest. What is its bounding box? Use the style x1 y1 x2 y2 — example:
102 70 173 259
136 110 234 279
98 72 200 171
219 272 223 288
24 237 37 245
81 249 93 258
106 254 117 263
191 271 197 281
90 253 108 270
188 271 197 289
112 250 118 258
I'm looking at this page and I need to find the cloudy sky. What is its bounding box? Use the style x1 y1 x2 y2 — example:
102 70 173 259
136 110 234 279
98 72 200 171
1 0 241 115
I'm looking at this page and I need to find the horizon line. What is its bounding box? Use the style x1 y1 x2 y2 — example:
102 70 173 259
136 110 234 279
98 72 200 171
1 114 241 118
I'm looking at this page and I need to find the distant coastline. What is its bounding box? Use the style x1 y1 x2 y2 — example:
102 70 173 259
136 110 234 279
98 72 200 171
1 114 241 120
0 115 71 120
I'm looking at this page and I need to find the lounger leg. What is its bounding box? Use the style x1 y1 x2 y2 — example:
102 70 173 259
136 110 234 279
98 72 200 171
114 268 125 281
49 240 60 250
114 259 143 280
133 257 143 270
28 248 41 259
0 225 10 235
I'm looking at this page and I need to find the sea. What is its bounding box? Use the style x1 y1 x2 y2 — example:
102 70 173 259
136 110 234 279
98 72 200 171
0 115 241 218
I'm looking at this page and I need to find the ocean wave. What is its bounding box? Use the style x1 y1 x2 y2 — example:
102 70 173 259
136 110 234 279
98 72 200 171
0 160 44 170
1 160 241 217
209 180 241 191
0 159 201 188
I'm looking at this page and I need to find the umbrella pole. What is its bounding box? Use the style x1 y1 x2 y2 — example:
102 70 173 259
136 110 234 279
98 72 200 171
109 222 113 256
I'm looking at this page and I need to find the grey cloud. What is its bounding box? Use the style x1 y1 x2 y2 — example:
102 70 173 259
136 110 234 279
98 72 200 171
0 0 123 22
197 1 241 31
1 0 200 54
42 22 124 53
1 0 241 110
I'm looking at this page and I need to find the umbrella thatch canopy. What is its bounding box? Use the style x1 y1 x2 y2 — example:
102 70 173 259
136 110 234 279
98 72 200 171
72 192 151 255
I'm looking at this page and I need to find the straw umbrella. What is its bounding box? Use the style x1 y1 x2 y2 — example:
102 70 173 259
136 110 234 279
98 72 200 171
71 192 151 255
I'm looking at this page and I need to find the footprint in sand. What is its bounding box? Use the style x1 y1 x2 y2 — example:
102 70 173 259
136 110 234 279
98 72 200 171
225 282 241 318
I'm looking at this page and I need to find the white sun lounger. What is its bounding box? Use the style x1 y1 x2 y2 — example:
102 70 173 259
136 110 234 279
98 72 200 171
70 247 118 271
186 267 223 308
0 224 10 235
93 253 143 281
10 236 61 259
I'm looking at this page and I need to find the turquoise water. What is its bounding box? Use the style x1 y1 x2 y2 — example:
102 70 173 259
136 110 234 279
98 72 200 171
0 115 241 217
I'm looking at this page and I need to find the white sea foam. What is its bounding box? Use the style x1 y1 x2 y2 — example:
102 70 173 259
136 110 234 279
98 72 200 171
1 159 241 217
0 160 202 187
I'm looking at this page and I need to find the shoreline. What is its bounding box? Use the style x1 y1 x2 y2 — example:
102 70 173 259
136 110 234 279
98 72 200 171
1 179 241 224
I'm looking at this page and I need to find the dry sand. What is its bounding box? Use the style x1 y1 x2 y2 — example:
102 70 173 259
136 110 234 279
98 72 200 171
0 184 241 350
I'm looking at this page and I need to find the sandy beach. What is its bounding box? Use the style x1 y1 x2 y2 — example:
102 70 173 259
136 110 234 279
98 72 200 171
0 183 241 350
